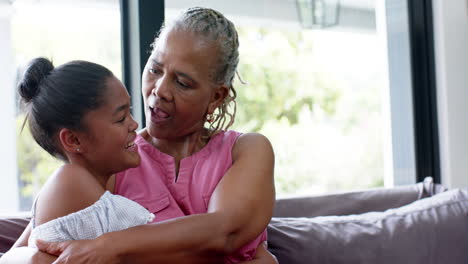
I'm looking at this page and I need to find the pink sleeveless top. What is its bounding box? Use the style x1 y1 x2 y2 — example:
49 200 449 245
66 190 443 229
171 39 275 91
115 130 267 263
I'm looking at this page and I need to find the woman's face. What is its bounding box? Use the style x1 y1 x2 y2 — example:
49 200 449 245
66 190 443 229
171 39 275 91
142 29 227 140
78 76 140 175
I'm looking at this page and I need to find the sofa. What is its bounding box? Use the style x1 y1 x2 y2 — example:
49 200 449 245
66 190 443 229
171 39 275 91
1 177 468 263
268 177 468 263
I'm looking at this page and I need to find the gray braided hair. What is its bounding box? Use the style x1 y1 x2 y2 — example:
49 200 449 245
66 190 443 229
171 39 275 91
153 7 239 138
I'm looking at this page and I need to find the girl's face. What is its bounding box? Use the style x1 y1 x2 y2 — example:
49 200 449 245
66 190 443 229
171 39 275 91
141 29 228 140
78 76 140 176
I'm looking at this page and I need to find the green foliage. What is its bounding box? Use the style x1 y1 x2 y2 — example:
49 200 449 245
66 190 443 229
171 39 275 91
234 28 340 132
16 115 63 198
232 27 385 196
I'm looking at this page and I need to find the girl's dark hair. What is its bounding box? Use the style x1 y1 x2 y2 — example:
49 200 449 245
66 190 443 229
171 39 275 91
18 57 113 161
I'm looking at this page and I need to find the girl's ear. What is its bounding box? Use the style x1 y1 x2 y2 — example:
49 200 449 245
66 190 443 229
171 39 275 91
208 85 229 114
58 128 82 154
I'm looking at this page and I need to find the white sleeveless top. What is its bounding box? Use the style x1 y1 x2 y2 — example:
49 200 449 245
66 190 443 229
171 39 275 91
29 191 154 247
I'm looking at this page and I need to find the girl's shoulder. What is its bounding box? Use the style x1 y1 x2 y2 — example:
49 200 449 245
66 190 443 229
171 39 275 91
51 164 103 193
34 164 105 227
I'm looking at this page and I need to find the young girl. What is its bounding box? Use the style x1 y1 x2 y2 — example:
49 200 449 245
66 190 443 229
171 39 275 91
5 57 275 263
17 57 153 247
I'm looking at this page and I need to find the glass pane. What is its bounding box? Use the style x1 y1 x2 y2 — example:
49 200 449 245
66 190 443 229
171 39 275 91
0 0 121 214
165 0 394 197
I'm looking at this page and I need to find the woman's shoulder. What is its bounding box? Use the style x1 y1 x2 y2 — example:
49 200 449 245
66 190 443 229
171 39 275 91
234 132 272 148
232 132 273 159
34 164 105 226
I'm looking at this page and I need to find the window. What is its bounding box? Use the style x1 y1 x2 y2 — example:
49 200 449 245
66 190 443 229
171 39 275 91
1 0 434 214
0 0 121 214
165 0 416 197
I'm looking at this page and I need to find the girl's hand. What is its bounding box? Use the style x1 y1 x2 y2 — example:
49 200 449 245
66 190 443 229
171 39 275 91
36 239 119 264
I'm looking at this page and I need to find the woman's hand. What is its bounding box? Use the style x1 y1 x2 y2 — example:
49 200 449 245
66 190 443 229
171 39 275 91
36 239 119 264
238 242 278 264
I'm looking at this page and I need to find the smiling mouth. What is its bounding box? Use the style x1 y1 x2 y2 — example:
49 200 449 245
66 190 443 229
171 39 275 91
125 142 138 152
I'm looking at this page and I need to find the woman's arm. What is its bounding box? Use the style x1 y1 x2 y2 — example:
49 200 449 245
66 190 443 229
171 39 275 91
208 133 276 251
118 133 275 262
39 133 275 263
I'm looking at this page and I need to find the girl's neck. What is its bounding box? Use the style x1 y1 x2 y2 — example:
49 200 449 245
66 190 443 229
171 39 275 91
93 172 111 189
83 167 111 189
66 159 111 190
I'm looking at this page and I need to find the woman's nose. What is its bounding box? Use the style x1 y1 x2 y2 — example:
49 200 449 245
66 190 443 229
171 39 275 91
153 76 173 101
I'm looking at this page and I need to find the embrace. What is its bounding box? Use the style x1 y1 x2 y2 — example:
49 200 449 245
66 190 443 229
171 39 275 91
2 7 277 264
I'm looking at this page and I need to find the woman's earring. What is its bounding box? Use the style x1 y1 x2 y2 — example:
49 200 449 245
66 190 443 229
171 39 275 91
76 148 80 152
206 113 214 123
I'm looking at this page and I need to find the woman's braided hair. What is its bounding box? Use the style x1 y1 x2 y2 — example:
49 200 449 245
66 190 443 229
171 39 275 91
154 7 239 139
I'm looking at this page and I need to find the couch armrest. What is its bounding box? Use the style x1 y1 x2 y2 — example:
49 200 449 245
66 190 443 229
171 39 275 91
273 177 447 217
0 217 30 254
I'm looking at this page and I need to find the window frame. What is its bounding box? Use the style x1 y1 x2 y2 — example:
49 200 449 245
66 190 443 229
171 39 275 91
407 0 440 183
120 0 164 127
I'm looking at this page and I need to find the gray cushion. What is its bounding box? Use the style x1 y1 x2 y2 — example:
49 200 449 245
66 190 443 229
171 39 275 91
268 188 468 264
273 177 447 217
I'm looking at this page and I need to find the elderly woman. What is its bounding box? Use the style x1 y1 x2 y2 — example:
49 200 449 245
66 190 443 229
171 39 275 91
3 7 276 264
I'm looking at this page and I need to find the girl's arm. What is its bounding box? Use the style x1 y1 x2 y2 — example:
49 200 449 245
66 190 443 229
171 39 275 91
0 247 57 264
0 164 104 263
0 221 58 264
11 221 32 248
4 162 101 247
39 133 275 263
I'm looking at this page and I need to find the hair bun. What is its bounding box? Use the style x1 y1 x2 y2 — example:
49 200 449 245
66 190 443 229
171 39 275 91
18 57 54 102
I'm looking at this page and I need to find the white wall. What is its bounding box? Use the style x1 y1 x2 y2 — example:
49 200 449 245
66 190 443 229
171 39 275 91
433 0 468 188
0 1 19 214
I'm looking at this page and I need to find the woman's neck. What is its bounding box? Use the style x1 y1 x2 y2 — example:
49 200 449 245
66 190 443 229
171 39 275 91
145 128 210 160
